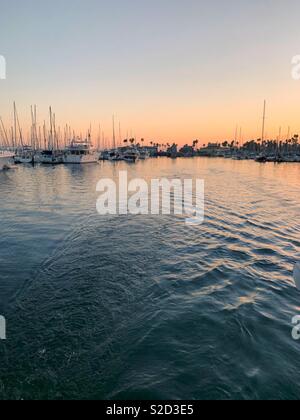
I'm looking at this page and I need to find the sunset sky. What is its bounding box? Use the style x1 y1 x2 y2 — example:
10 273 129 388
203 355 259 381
1 0 300 145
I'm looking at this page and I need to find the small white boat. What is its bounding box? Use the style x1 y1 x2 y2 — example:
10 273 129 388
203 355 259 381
0 150 15 171
63 138 98 164
100 150 110 161
138 149 150 160
123 149 139 163
38 150 63 164
14 146 35 164
108 149 123 161
36 107 63 164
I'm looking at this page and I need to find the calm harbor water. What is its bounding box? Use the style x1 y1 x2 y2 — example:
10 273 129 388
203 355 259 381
0 157 300 400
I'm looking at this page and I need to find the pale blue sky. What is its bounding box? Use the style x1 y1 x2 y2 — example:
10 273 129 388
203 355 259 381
1 0 300 142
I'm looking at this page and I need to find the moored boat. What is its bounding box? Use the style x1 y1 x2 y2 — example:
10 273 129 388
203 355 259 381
123 149 139 163
138 148 150 160
14 146 35 164
63 137 98 164
108 149 123 161
37 150 63 164
99 149 111 161
255 153 267 163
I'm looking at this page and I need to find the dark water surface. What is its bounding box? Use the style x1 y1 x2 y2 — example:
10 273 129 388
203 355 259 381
0 158 300 400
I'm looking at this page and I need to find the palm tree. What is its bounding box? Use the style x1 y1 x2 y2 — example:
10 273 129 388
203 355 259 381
192 139 199 149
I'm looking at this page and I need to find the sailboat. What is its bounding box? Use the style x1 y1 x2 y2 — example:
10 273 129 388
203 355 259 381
0 114 15 170
138 148 150 160
122 147 139 163
255 100 267 163
14 145 34 164
38 107 63 164
101 115 122 161
14 103 35 164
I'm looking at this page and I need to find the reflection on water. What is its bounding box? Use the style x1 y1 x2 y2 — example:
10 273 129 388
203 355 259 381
0 158 300 400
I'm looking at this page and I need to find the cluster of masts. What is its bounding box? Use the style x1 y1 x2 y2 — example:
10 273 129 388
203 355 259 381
1 100 298 157
0 103 159 166
0 103 95 151
0 103 152 154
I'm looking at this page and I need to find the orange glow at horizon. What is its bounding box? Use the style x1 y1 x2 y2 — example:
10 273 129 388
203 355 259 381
2 82 300 148
1 1 300 147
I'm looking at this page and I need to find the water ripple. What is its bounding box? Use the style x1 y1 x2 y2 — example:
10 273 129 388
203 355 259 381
0 158 300 399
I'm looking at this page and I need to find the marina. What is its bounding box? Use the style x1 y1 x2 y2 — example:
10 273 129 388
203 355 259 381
2 102 300 171
1 0 300 403
63 136 99 164
2 139 300 170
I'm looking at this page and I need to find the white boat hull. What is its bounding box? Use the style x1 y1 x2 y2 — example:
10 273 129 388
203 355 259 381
63 153 98 164
14 156 34 164
123 153 139 163
37 151 63 164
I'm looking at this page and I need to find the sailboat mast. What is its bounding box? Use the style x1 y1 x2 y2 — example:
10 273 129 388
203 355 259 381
43 121 47 150
49 107 53 151
13 102 17 148
234 125 238 146
261 100 266 143
34 105 38 150
112 115 116 149
31 106 34 150
65 124 68 148
119 121 122 147
98 123 101 150
0 117 9 148
13 102 23 148
16 105 23 147
38 126 42 150
53 113 58 150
